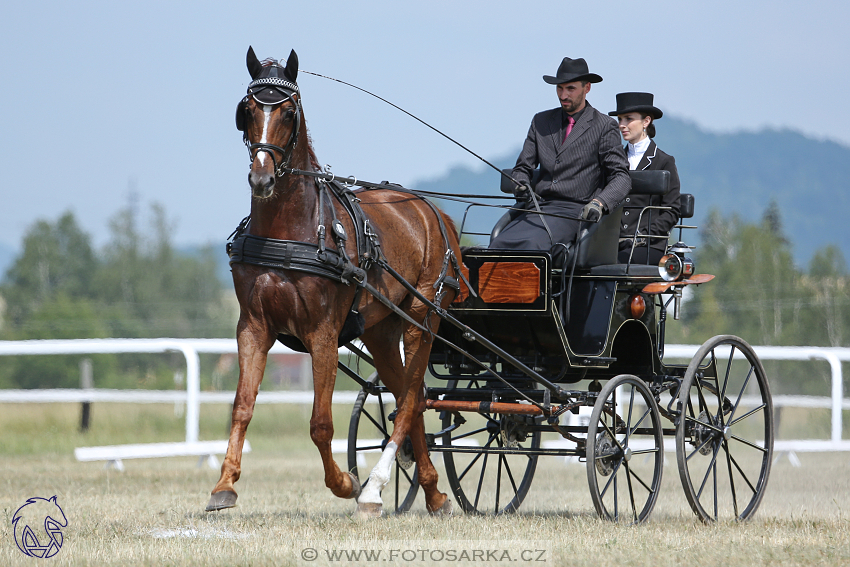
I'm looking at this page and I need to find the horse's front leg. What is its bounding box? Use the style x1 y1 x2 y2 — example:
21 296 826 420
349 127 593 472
206 319 274 511
308 341 359 502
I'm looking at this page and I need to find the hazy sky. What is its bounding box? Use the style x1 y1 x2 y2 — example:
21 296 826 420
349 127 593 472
1 1 844 252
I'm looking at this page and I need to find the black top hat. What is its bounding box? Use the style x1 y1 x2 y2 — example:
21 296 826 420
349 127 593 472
543 57 603 85
608 92 663 119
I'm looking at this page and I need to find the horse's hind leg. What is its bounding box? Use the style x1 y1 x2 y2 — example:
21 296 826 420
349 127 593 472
207 321 274 511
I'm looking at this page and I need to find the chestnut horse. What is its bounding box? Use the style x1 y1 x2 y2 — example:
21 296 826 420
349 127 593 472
206 47 459 517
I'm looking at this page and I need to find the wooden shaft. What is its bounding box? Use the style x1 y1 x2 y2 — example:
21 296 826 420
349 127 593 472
424 399 544 416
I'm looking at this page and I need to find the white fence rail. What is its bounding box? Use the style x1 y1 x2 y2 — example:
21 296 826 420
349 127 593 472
1 339 848 465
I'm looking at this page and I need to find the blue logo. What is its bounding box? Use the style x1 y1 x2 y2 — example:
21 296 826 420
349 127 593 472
12 496 67 558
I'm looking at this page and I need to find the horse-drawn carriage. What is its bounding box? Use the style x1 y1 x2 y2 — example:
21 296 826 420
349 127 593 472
208 46 773 525
345 169 774 523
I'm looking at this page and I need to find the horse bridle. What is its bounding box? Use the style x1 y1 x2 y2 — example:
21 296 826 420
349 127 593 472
238 76 302 177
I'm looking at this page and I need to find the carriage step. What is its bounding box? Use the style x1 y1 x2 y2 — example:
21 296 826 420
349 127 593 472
580 357 617 366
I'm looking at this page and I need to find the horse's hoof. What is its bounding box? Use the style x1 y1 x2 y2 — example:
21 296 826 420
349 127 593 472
346 472 362 500
355 502 383 519
428 498 453 517
205 490 237 512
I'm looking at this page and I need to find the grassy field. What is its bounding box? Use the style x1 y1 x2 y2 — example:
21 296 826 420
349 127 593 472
2 403 849 566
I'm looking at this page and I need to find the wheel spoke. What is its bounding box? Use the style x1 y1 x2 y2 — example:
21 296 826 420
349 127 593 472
600 416 626 453
473 451 490 510
451 426 489 442
362 407 389 437
394 462 401 509
727 449 758 494
713 454 718 520
495 451 503 514
623 461 638 522
727 365 755 424
684 413 724 434
718 345 736 416
631 447 660 456
628 408 652 441
502 454 520 496
729 434 769 453
458 433 496 482
626 465 655 494
598 458 624 500
722 440 739 518
398 462 414 484
729 403 765 427
695 441 721 500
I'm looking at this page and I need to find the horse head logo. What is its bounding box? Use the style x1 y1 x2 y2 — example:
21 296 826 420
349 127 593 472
12 496 67 558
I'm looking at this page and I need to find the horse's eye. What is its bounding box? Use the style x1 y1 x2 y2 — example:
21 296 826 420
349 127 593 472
285 109 295 120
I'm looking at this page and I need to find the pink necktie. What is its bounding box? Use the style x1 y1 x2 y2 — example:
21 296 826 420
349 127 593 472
563 116 575 143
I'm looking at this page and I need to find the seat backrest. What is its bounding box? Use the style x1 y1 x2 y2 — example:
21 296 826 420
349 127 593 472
679 193 695 219
572 203 622 268
628 169 670 195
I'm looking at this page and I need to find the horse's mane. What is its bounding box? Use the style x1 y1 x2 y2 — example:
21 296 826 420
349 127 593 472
260 59 321 171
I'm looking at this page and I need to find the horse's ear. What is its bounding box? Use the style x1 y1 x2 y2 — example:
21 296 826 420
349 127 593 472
246 46 263 80
285 49 298 83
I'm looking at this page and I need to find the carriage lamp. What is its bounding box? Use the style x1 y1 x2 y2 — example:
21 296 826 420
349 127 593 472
658 254 682 281
658 243 695 282
629 294 646 319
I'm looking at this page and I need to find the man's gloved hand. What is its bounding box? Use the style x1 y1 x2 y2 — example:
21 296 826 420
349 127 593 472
580 199 604 222
511 182 532 201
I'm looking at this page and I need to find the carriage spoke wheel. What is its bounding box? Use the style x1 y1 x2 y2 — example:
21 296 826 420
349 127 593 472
586 374 664 524
675 335 774 523
347 373 419 514
440 379 540 515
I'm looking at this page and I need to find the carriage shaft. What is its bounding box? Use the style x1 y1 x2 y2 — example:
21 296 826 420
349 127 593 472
424 399 544 416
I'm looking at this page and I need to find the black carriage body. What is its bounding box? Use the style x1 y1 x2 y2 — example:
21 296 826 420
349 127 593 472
429 249 677 384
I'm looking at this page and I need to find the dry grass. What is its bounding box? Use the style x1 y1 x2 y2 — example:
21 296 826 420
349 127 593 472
2 404 849 566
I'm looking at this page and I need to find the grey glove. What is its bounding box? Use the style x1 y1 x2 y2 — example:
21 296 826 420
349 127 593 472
512 182 532 201
580 199 604 222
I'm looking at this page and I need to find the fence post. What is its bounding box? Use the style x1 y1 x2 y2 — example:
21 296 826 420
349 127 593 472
79 358 93 432
173 344 200 444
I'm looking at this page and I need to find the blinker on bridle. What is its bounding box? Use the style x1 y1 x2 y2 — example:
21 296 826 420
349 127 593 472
238 74 302 177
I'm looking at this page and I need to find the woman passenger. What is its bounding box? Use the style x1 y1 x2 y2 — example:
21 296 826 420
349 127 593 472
609 92 681 265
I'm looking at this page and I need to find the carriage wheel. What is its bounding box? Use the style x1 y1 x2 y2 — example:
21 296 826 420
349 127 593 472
675 335 774 523
347 372 419 514
440 379 540 515
586 374 664 524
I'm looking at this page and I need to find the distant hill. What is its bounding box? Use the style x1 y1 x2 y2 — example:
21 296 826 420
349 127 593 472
412 117 837 266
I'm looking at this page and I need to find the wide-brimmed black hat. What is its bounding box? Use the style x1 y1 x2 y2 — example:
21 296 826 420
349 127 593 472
608 92 663 119
543 57 603 85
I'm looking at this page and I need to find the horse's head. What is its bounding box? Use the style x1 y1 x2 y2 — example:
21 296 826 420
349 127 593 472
236 46 301 199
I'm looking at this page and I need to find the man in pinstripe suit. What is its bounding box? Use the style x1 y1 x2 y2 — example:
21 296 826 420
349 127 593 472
489 57 630 261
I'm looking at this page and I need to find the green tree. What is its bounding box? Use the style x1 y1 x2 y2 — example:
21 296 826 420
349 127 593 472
1 211 98 330
0 206 233 389
674 203 803 346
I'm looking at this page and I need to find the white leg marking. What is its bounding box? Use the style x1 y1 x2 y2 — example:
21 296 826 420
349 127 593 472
357 441 397 505
256 105 272 167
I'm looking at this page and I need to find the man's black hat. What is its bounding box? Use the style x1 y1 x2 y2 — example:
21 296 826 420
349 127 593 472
608 92 663 119
543 57 603 85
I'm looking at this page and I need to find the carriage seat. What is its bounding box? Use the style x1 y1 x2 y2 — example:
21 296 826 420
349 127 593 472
489 169 671 270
